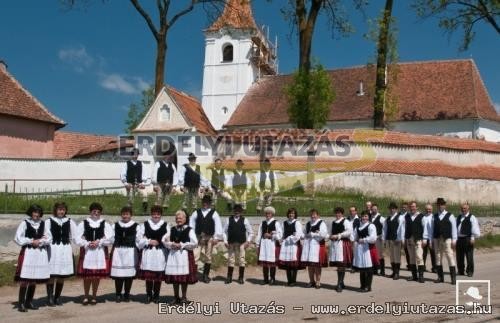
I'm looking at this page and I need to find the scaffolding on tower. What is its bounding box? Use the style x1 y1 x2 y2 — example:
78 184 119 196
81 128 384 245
251 24 278 79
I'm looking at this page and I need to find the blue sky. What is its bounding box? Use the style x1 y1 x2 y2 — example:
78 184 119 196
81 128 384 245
1 0 499 135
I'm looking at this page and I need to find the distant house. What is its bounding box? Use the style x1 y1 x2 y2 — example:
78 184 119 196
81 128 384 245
0 61 66 158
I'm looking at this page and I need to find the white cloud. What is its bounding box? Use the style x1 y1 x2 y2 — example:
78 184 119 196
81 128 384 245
494 102 500 114
99 74 149 95
58 45 94 72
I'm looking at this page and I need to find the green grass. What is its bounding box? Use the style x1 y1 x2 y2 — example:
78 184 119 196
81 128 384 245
475 234 500 249
0 261 16 287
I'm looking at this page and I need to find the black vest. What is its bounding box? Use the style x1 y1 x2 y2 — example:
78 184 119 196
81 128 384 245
283 220 297 239
331 218 346 235
306 220 323 234
170 226 191 243
357 225 369 240
227 216 247 244
183 164 201 188
83 220 105 241
157 161 174 184
114 222 138 248
457 214 472 237
195 209 215 236
385 215 400 241
232 170 248 190
25 220 45 248
261 220 277 238
211 168 225 190
372 215 383 235
405 213 424 240
259 170 275 191
126 160 143 184
351 217 360 230
50 218 71 245
144 221 167 249
433 212 452 239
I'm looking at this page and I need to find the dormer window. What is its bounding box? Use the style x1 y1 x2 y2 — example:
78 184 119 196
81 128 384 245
160 104 170 121
222 106 228 114
222 44 233 62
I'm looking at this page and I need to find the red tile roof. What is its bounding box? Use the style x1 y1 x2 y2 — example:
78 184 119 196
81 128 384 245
0 66 65 128
226 59 500 127
206 0 257 32
53 131 118 159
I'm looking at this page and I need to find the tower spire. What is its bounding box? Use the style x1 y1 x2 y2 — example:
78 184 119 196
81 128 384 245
207 0 257 31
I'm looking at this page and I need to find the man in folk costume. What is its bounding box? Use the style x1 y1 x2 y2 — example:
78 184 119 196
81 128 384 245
223 204 254 284
328 207 353 293
110 206 140 303
45 202 77 306
456 202 480 277
152 152 178 209
365 201 374 221
209 158 233 211
399 202 411 270
179 153 208 212
422 204 437 273
229 159 251 210
429 197 458 285
256 206 283 285
279 208 304 287
352 211 378 292
189 195 223 283
14 204 52 312
370 204 386 275
404 202 429 283
120 148 150 213
255 158 278 212
382 202 405 280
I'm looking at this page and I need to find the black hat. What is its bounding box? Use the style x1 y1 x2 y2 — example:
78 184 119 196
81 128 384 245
236 159 244 165
388 202 398 209
201 195 212 203
188 153 197 160
233 204 243 212
436 197 446 205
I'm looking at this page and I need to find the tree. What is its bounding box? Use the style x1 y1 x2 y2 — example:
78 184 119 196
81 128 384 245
412 0 500 51
124 86 155 133
286 63 335 129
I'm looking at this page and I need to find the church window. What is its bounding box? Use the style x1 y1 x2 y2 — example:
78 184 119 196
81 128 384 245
160 104 171 121
222 44 233 62
222 106 228 114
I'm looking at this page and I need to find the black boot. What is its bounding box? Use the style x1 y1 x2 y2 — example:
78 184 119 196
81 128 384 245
450 266 457 285
366 270 373 292
379 259 385 276
291 269 298 286
389 263 395 278
203 264 212 283
336 271 345 293
123 278 132 302
153 281 161 304
286 269 292 286
25 285 38 310
18 286 27 312
359 271 366 292
54 282 64 305
434 266 444 283
418 265 425 283
393 263 400 280
262 267 269 285
114 279 123 303
145 281 153 304
238 267 245 284
46 283 55 307
269 267 276 285
225 267 234 284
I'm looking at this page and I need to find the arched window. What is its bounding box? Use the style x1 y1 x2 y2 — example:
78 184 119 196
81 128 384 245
160 104 170 121
222 106 228 114
222 44 233 62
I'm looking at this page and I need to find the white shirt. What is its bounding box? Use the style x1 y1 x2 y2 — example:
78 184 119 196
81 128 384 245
151 160 178 185
75 218 114 248
189 208 223 240
110 220 141 248
457 213 481 240
382 212 405 241
120 160 151 185
223 216 254 243
371 213 386 238
229 169 251 190
282 219 304 243
255 171 278 192
305 219 329 241
209 168 228 190
427 210 458 242
178 163 210 187
353 222 377 244
45 216 78 244
331 217 353 240
137 219 170 249
256 218 283 245
15 218 52 247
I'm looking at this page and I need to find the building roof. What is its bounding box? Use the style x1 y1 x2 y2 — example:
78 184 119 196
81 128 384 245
226 59 500 127
53 131 118 159
0 65 65 128
206 0 257 32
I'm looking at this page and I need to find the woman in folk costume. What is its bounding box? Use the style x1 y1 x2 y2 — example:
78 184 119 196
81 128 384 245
75 202 114 305
278 208 304 286
14 204 52 312
256 206 282 285
301 209 329 289
45 202 77 306
352 210 379 292
163 210 198 305
110 206 140 303
137 205 169 304
328 207 353 293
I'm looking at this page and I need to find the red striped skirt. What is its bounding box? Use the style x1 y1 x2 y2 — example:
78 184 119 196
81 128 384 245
369 244 380 267
302 244 328 268
329 239 353 267
14 246 50 284
279 244 306 270
76 247 110 279
164 251 198 284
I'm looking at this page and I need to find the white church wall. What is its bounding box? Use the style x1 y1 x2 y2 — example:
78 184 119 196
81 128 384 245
478 119 500 142
389 119 475 138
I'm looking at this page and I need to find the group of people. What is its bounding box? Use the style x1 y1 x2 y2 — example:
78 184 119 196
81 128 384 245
13 196 480 312
121 150 278 213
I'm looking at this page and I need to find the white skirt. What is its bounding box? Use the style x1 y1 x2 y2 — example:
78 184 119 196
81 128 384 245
83 247 107 270
279 239 298 262
258 239 277 262
48 243 74 276
111 247 137 278
301 238 320 263
140 247 168 272
20 248 51 280
353 242 373 268
329 240 344 262
165 250 189 275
